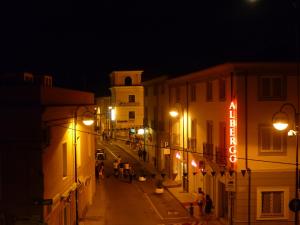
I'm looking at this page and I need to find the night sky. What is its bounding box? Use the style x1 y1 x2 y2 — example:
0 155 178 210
0 0 298 96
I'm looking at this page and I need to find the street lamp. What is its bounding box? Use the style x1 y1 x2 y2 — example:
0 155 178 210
138 127 148 161
273 103 300 224
74 107 94 225
169 104 189 192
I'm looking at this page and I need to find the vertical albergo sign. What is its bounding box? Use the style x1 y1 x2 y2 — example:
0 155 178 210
229 101 237 163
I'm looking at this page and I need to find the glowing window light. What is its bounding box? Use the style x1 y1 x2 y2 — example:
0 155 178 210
229 101 237 163
175 152 181 159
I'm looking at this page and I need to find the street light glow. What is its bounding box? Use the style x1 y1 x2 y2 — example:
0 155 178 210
137 128 145 135
273 111 289 131
82 119 94 126
175 152 181 159
169 110 179 117
191 160 197 167
82 111 95 126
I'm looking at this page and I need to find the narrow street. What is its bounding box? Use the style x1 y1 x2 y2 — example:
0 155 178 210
79 141 197 225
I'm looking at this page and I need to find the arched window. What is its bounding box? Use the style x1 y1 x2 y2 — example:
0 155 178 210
125 77 132 86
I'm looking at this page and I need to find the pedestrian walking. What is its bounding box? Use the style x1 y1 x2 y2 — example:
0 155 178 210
124 162 130 175
95 165 100 184
142 149 147 162
203 194 213 225
196 188 205 217
138 148 142 160
189 203 194 216
99 166 104 179
119 163 124 179
113 160 119 177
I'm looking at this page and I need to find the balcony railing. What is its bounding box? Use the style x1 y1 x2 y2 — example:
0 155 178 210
203 143 213 161
215 147 227 166
118 102 140 106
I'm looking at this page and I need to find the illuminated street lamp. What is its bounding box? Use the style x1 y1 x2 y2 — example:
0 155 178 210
273 103 300 224
74 107 94 225
169 104 189 192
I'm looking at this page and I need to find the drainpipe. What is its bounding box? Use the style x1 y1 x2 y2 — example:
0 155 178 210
244 72 251 225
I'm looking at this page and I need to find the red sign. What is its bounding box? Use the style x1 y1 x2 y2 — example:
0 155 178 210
229 101 237 163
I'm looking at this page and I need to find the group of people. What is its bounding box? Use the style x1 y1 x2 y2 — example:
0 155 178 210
113 156 135 183
194 188 213 224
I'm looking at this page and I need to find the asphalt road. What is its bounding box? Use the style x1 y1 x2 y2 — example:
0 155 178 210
80 141 197 225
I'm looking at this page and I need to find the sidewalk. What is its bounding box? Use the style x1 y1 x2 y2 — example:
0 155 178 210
112 139 222 225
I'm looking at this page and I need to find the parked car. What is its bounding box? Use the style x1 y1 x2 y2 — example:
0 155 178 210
96 148 106 161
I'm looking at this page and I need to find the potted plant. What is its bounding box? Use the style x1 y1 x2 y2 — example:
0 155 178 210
155 179 164 194
138 169 147 181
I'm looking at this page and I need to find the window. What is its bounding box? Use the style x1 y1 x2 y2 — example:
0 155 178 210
207 120 213 144
258 76 286 100
257 187 289 220
129 111 135 119
125 76 132 86
219 79 226 101
128 95 135 103
206 81 213 101
62 142 67 177
191 84 196 102
258 124 286 154
189 119 197 151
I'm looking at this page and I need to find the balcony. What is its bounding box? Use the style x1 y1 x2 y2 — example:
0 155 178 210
118 102 140 106
215 147 227 166
203 143 213 161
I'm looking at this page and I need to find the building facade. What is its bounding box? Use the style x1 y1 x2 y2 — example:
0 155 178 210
95 96 111 139
109 71 144 140
145 63 299 225
0 73 96 225
143 76 170 173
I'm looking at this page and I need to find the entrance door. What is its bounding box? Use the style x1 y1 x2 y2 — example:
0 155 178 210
218 182 228 219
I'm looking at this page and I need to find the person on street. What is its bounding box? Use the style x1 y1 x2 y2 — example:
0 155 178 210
142 149 147 162
203 194 213 225
124 162 130 175
119 163 124 179
95 165 100 184
113 160 119 177
196 188 205 217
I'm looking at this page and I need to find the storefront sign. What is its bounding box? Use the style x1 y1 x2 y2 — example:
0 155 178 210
229 101 237 163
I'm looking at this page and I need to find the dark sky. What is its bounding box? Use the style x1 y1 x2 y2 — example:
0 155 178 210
0 0 298 96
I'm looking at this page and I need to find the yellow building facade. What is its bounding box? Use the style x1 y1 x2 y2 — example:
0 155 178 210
0 74 96 225
109 71 144 139
145 63 299 225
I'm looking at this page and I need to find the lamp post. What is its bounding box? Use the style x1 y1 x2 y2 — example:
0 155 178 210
273 103 300 224
169 104 188 192
74 108 94 225
138 127 148 162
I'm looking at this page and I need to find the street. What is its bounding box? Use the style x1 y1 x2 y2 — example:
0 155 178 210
80 141 197 225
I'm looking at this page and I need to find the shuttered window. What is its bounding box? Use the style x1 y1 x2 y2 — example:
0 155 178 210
261 191 284 216
259 124 286 154
258 76 286 100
